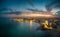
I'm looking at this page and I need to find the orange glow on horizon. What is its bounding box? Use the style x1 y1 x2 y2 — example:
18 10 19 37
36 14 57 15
20 14 54 18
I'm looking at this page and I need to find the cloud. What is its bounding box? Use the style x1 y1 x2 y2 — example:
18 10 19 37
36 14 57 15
0 8 22 15
26 0 34 8
45 0 60 11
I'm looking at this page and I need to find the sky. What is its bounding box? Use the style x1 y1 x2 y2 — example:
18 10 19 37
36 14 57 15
0 0 60 12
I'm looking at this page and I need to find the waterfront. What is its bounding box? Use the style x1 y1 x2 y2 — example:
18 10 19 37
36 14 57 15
0 17 60 37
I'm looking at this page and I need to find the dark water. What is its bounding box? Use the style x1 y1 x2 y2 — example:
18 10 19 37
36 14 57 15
0 17 60 37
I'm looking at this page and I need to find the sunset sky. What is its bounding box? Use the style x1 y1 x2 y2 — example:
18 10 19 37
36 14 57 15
0 0 60 12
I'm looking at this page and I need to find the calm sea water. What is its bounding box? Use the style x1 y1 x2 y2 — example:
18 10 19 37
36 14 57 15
0 17 55 37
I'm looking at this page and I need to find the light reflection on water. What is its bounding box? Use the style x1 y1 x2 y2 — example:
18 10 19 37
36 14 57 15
14 20 46 37
0 17 49 37
1 17 60 37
